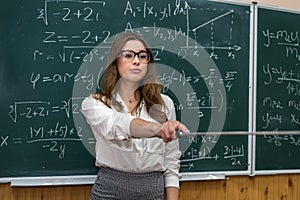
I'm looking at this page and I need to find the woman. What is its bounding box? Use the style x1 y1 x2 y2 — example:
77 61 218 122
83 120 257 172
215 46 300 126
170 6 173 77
81 32 189 200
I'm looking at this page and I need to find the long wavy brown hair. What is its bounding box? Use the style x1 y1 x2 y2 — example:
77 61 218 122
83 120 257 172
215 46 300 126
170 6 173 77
93 32 167 123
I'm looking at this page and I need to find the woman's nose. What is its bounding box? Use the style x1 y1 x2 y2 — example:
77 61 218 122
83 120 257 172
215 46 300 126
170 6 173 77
132 54 140 64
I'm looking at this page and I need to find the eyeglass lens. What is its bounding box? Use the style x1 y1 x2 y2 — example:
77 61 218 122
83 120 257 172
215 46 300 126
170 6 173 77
119 50 150 63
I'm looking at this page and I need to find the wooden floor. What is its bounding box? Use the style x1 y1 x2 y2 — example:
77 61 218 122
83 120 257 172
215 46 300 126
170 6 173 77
0 174 299 200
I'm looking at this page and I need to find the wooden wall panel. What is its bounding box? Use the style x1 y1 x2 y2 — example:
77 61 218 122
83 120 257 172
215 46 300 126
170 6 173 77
0 184 92 200
1 174 300 199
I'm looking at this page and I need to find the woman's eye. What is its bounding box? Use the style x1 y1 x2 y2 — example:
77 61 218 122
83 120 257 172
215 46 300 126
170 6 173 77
124 53 133 58
139 54 147 59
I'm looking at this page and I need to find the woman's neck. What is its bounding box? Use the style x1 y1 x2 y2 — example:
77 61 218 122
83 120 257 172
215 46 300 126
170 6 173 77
118 83 140 103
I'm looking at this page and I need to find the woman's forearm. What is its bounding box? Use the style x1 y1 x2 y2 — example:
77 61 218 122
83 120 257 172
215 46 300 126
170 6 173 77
129 118 162 138
130 118 189 142
165 187 179 200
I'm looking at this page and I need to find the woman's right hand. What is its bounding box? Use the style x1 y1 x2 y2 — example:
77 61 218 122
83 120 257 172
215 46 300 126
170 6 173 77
157 120 190 143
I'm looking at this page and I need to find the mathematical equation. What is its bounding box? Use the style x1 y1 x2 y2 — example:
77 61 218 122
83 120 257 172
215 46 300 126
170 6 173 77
262 63 300 96
260 110 300 130
37 0 106 25
30 67 104 90
159 68 238 93
264 133 300 147
262 29 300 61
0 122 95 159
181 135 245 169
8 97 84 123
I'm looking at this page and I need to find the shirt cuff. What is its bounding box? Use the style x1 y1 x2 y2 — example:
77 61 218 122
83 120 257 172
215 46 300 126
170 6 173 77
164 175 180 188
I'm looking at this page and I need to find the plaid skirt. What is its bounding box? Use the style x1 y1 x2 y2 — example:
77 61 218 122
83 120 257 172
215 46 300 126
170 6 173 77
90 167 165 200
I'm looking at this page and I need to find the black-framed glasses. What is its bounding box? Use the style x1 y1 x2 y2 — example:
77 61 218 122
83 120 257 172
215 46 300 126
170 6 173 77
119 50 150 64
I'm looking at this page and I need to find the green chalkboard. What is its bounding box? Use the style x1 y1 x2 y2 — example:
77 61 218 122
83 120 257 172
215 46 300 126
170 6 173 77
256 7 300 171
0 0 250 182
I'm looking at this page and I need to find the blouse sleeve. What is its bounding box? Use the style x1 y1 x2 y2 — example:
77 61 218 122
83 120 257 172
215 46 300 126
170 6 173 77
81 95 135 140
162 94 182 188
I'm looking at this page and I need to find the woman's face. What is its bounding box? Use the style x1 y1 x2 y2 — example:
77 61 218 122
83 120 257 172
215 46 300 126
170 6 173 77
117 40 148 84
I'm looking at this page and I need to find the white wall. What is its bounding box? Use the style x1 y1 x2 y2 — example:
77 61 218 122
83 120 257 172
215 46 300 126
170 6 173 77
233 0 300 10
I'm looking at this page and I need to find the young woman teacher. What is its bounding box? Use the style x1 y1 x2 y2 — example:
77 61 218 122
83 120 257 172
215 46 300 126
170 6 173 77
81 32 189 200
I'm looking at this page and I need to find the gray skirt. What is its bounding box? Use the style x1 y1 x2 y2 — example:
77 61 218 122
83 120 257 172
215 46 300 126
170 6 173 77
90 167 165 200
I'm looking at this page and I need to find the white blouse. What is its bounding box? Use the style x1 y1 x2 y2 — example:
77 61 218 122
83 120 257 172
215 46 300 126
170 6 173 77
81 93 181 188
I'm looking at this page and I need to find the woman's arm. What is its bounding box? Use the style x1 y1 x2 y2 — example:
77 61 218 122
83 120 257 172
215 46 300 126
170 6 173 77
165 187 179 200
81 95 134 140
82 95 188 142
130 118 189 142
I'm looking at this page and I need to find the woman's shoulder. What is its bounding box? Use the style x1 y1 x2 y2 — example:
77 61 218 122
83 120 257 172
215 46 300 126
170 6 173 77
82 94 95 107
82 94 103 108
160 93 173 101
160 93 176 119
160 93 174 107
83 93 107 102
82 93 112 110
